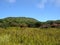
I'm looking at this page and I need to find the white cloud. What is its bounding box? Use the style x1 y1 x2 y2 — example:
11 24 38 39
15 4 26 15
37 0 48 8
37 0 60 8
6 0 16 3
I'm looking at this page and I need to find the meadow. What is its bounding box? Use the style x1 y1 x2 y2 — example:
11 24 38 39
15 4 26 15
0 27 60 45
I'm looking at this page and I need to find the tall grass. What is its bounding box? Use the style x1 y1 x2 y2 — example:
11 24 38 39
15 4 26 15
0 27 60 45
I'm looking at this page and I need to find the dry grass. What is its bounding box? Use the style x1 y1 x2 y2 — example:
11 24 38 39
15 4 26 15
0 27 60 45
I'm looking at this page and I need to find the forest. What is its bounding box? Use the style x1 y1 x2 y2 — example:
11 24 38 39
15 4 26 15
0 17 60 28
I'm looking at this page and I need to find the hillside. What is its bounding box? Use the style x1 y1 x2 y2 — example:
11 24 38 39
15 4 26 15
0 17 60 28
0 17 39 28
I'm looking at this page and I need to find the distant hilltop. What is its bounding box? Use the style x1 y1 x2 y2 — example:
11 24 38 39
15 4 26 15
0 17 60 28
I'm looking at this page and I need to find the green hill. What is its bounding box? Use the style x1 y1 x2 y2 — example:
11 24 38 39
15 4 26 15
0 17 39 28
0 17 60 28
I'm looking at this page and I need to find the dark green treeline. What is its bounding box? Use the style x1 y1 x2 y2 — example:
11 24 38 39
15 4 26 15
0 17 60 28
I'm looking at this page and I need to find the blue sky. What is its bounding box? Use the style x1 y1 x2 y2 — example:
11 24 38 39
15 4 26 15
0 0 60 21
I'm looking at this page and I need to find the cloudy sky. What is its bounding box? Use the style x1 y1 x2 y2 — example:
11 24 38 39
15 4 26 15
0 0 60 21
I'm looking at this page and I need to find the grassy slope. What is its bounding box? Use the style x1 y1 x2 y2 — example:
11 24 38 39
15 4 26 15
0 27 60 45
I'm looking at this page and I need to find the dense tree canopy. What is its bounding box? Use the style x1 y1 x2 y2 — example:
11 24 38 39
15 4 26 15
0 17 60 28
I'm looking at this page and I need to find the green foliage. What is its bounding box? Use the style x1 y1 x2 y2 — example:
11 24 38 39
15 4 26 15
55 20 60 24
0 17 60 28
0 17 39 28
35 22 42 27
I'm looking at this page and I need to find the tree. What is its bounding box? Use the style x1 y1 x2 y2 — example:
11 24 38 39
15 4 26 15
35 22 41 27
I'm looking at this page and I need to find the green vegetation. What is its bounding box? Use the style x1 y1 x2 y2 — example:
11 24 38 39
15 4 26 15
0 17 60 28
0 17 39 28
0 17 60 45
0 27 60 45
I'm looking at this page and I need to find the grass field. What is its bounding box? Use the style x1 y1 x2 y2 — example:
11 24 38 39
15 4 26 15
0 27 60 45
